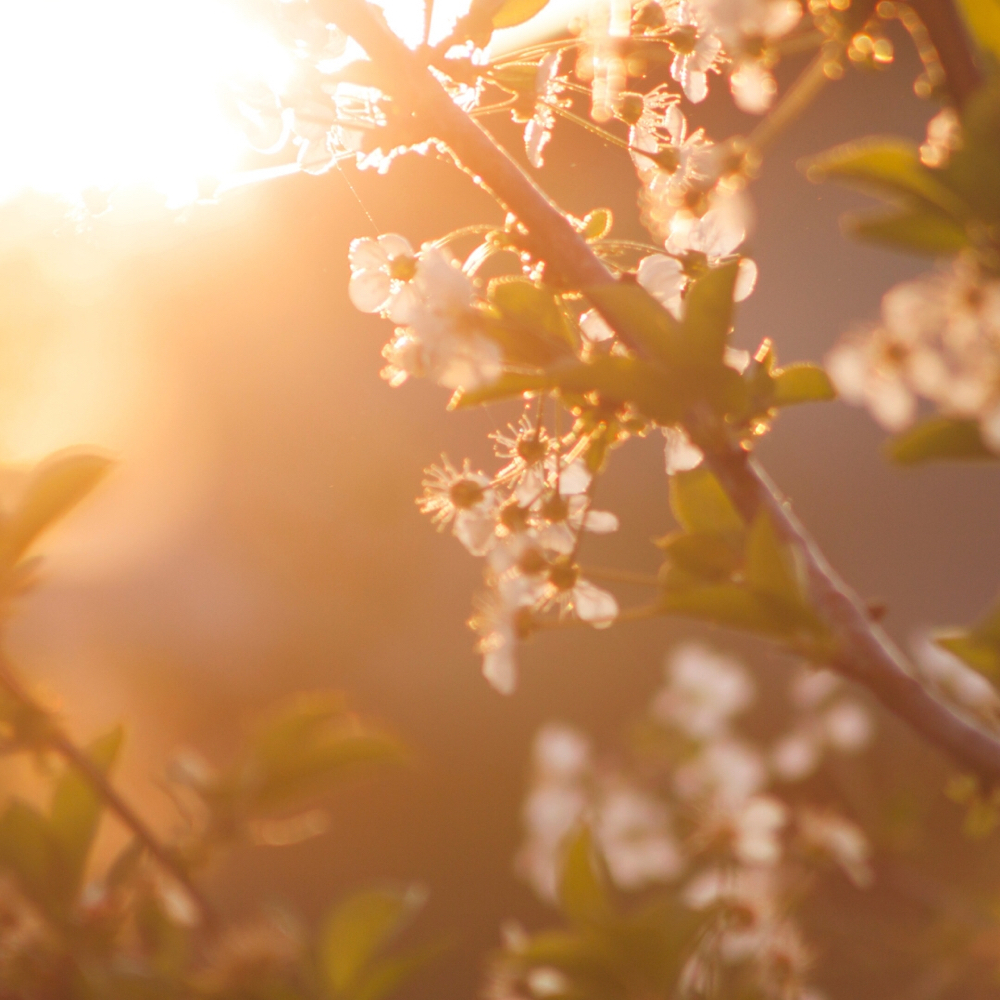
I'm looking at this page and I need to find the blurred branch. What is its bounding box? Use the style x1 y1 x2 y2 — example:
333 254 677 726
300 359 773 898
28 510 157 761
324 0 1000 785
908 0 982 108
0 650 218 929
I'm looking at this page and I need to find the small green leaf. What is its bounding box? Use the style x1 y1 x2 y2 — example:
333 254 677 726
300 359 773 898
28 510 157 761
745 510 802 606
320 886 426 996
845 207 970 255
0 451 112 569
957 0 1000 60
489 62 539 96
451 372 555 408
487 277 576 362
583 282 684 366
659 585 810 637
349 938 448 1000
558 826 612 927
492 0 550 28
887 416 995 464
669 468 744 534
581 208 613 241
803 139 969 220
937 632 1000 677
935 599 1000 678
680 260 739 367
770 364 836 407
245 693 405 813
0 801 65 912
657 531 741 582
50 726 124 894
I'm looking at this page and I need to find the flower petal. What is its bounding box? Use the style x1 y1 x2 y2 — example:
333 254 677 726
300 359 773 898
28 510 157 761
734 257 758 301
637 254 685 304
376 232 414 259
483 645 517 695
583 509 619 533
573 579 618 626
348 269 392 313
348 237 386 272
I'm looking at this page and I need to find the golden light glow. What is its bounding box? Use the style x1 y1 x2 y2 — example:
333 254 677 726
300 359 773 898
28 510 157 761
0 0 292 207
0 0 576 209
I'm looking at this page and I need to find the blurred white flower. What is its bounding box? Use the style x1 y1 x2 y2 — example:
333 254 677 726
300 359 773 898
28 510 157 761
653 643 754 739
675 737 767 807
732 795 787 865
535 724 592 780
828 259 1000 448
596 785 684 888
798 809 872 887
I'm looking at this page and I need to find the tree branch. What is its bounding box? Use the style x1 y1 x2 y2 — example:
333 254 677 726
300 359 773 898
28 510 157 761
0 651 218 929
908 0 982 109
325 0 1000 784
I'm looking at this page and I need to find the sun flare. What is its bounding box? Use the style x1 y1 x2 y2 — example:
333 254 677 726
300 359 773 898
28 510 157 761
0 1 489 209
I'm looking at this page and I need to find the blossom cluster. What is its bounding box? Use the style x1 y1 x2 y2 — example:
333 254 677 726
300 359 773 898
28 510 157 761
240 0 815 272
418 422 621 695
827 256 1000 451
510 643 874 999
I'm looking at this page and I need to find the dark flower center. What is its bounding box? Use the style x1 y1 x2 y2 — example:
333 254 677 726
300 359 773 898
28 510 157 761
449 478 485 509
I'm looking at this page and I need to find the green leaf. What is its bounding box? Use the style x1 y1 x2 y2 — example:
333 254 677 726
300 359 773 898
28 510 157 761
487 277 576 362
680 260 739 367
583 282 684 367
802 138 969 220
0 800 66 912
669 468 744 534
935 600 1000 678
0 451 112 569
658 585 809 638
657 531 741 582
558 826 612 927
887 417 995 464
492 0 550 28
956 0 1000 60
745 509 802 606
349 938 448 1000
244 693 405 813
320 886 426 996
451 372 555 408
937 632 1000 678
845 207 970 255
580 208 613 241
50 726 124 894
770 364 837 407
458 357 692 426
941 81 1000 222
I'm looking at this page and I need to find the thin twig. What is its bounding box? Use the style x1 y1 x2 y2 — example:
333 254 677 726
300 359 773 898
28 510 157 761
907 0 982 109
323 0 1000 784
0 651 218 928
746 48 834 156
583 566 662 587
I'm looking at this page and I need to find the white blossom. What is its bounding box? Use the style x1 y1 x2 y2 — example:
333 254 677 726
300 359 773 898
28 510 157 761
596 785 684 887
827 259 1000 448
653 643 754 739
798 809 872 887
418 456 498 556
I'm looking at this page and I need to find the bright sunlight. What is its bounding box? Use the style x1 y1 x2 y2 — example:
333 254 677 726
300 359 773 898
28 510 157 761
0 1 514 209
